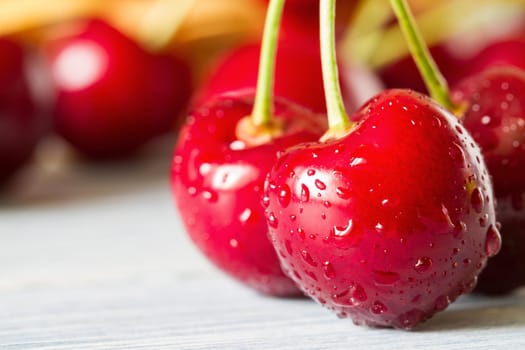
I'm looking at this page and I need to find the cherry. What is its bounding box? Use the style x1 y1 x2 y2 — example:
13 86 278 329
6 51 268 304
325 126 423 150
262 0 500 329
386 0 525 295
172 92 325 295
452 67 525 294
193 40 356 114
265 89 499 328
470 39 525 74
172 0 325 296
379 44 467 94
0 38 45 184
45 19 191 158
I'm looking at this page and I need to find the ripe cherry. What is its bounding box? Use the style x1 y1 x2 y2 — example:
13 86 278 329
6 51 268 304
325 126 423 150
45 19 191 158
453 67 525 294
387 0 525 295
470 39 525 74
265 89 499 328
172 0 326 296
193 39 358 114
262 0 501 329
379 44 467 94
172 92 325 296
0 38 46 184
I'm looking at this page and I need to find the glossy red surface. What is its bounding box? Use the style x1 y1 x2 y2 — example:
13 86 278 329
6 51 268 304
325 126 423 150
193 40 355 114
0 38 45 184
171 93 326 296
46 19 191 158
453 67 525 294
471 39 525 74
264 89 499 328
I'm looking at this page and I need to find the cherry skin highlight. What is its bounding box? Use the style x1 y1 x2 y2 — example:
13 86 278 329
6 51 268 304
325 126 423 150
453 66 525 294
264 89 500 328
171 92 325 296
0 38 45 184
45 19 191 158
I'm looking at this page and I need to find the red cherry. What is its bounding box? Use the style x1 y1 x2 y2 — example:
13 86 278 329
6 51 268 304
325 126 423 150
0 38 46 184
453 66 525 294
470 39 525 74
259 0 357 39
194 40 357 114
171 92 325 296
265 89 500 328
45 19 191 158
379 44 468 94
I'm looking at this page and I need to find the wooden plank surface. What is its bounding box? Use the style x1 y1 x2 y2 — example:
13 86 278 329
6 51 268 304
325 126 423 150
1 143 525 349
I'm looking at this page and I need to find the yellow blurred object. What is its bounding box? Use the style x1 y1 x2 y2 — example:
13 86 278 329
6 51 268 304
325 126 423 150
0 0 265 84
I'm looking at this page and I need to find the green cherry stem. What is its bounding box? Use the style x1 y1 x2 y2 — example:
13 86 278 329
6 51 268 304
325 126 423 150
251 0 285 127
390 0 458 112
320 0 353 141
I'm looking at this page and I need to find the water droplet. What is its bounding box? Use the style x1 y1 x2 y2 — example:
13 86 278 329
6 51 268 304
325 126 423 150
301 250 317 267
187 186 197 196
350 157 367 167
371 301 388 314
398 309 426 330
485 225 502 257
481 115 492 125
471 187 484 214
202 190 218 202
323 261 336 279
349 282 367 302
239 208 253 223
278 184 291 208
267 212 278 228
479 214 488 227
261 195 270 208
434 295 450 312
300 184 310 202
336 187 352 200
372 270 400 285
285 239 293 255
448 143 465 166
305 270 318 281
315 179 327 190
307 169 316 176
414 257 433 273
334 219 354 237
229 238 239 248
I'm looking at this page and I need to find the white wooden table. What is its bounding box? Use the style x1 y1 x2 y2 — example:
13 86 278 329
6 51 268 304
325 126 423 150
2 139 525 350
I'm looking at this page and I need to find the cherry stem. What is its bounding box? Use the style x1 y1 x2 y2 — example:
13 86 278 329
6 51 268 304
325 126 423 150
251 0 285 127
320 0 352 136
390 0 457 111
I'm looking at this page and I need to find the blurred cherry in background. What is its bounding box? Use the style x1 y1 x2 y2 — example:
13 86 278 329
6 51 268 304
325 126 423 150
44 19 192 159
0 38 46 184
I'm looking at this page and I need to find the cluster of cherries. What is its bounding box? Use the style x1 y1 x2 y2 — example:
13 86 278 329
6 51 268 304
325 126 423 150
0 16 192 185
2 0 523 331
172 0 525 330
